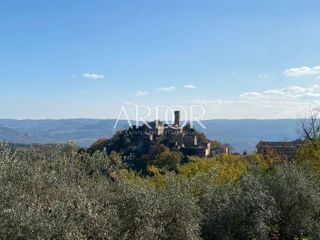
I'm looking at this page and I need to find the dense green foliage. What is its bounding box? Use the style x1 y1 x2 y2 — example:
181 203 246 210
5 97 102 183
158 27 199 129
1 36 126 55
0 142 200 240
1 141 320 239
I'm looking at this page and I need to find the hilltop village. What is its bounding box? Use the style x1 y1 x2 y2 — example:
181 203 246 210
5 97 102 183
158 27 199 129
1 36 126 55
99 111 229 171
105 111 228 158
130 111 217 157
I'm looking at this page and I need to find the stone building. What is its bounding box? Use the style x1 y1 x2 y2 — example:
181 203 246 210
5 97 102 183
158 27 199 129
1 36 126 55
183 135 198 148
256 139 303 159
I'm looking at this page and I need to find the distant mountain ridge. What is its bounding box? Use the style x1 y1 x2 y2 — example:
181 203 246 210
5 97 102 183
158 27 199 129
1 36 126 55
199 119 299 152
0 119 300 152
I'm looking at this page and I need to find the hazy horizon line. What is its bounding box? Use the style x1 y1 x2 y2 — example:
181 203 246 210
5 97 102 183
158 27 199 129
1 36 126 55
0 117 302 121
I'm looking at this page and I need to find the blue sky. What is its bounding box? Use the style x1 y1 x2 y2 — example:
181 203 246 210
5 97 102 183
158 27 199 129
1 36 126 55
1 0 320 119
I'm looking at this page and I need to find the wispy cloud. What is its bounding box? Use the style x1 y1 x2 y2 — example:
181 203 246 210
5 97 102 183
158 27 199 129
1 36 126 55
180 99 223 104
156 86 176 92
136 90 149 96
82 73 106 80
240 85 320 100
184 84 196 89
181 85 320 119
283 65 320 77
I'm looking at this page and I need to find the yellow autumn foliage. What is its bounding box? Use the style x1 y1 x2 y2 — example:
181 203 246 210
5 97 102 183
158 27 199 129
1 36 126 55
178 154 264 185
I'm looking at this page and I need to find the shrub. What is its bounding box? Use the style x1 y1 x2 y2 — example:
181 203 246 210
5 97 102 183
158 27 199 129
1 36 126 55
262 164 320 239
200 173 276 240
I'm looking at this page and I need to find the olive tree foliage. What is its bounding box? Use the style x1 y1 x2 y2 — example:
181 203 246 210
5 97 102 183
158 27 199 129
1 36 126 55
199 164 320 240
0 142 202 240
0 142 120 239
199 173 276 240
262 164 320 240
2 141 320 240
113 175 202 240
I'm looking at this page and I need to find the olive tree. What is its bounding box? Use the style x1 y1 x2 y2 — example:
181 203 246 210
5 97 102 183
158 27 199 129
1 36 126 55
112 174 202 240
262 164 320 239
200 173 276 240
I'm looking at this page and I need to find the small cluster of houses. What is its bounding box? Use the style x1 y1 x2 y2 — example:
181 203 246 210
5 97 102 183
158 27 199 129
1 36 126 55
127 111 228 158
